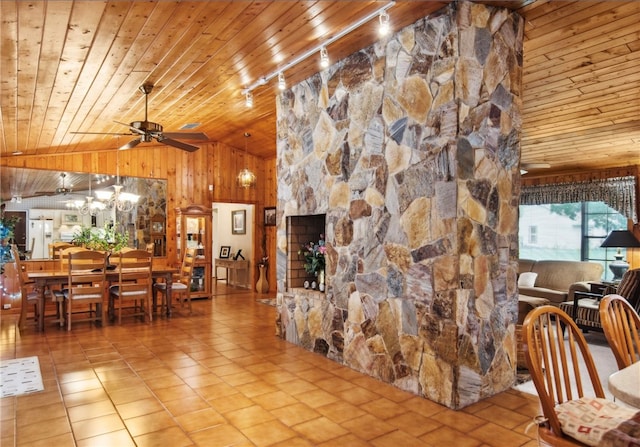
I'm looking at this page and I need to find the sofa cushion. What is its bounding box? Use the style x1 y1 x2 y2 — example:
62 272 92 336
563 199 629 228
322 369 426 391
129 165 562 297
518 259 536 275
531 260 603 293
518 286 568 305
518 272 538 288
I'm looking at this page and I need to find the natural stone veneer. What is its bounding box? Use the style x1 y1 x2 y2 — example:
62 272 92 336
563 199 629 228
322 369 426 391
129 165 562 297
275 1 523 409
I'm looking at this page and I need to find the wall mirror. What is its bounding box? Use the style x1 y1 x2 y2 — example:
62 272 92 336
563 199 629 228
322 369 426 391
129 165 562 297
1 167 167 259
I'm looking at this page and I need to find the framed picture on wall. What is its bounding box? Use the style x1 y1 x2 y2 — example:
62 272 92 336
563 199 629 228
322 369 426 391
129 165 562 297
264 207 276 226
232 210 246 234
219 246 231 259
62 212 80 225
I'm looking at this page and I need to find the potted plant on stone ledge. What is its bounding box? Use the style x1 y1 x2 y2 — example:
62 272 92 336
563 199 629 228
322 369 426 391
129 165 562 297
298 235 326 291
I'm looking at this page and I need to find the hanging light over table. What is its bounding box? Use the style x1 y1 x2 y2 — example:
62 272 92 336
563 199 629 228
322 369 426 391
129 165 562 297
237 132 257 188
95 151 140 211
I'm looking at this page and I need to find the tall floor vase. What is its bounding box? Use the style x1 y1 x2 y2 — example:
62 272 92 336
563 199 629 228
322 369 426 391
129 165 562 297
256 265 269 293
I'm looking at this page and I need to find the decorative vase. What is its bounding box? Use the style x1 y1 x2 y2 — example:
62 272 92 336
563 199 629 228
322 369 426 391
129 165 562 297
256 265 269 293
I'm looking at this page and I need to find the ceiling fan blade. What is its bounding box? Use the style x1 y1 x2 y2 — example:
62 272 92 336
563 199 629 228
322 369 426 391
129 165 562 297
521 162 551 169
158 137 200 152
120 137 142 150
114 120 145 135
162 132 208 141
70 131 132 136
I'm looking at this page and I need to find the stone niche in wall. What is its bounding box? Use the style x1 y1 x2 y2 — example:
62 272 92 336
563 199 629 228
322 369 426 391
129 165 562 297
287 214 326 289
275 1 523 409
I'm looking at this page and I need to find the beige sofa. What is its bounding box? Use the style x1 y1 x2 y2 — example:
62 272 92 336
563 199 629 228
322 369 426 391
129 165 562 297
518 259 604 306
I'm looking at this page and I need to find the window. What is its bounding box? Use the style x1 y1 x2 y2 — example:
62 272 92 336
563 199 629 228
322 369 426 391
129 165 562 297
519 201 627 281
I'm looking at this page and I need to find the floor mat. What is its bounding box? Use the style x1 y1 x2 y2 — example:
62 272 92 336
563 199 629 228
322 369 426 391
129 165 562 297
257 298 276 307
0 356 44 398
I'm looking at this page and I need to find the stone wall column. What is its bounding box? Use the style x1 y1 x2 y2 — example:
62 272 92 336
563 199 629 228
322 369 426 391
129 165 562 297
275 1 523 409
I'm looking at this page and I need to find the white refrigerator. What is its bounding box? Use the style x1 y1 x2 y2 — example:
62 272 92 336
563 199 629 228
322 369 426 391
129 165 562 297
29 219 54 259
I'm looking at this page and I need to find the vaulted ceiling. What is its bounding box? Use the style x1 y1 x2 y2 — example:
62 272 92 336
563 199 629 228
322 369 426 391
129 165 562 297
1 1 639 201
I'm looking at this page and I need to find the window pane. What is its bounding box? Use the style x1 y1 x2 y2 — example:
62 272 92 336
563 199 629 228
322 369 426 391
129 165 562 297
519 200 627 282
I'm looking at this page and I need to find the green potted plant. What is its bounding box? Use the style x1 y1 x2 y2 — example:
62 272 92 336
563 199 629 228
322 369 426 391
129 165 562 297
72 224 128 253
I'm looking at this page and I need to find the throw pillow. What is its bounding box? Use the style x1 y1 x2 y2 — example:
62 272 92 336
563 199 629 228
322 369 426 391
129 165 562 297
518 272 538 288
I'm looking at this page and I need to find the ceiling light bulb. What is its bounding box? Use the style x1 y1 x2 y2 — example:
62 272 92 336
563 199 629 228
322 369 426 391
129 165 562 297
278 72 286 91
320 46 329 68
245 91 253 108
379 11 390 36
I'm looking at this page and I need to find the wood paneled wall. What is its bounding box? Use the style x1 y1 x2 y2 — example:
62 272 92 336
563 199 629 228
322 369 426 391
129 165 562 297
3 143 279 292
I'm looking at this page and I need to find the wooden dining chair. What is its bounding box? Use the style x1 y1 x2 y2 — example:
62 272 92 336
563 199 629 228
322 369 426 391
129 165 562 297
45 246 88 327
154 248 196 315
599 294 640 370
108 249 153 324
63 249 107 331
522 305 639 446
10 245 43 331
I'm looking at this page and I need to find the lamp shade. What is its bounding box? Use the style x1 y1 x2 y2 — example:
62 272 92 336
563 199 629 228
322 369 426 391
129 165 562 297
600 230 640 248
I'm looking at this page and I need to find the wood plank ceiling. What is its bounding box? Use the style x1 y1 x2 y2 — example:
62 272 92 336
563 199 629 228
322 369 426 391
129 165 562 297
1 1 639 201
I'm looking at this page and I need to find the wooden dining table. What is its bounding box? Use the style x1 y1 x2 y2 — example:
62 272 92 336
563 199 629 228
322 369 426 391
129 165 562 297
25 266 179 331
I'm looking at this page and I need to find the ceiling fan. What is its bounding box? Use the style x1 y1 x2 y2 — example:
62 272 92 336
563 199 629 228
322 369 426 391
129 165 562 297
72 84 208 152
36 173 73 196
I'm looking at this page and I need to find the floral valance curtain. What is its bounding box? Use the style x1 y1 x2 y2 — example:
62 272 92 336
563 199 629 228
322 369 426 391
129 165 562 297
520 176 637 223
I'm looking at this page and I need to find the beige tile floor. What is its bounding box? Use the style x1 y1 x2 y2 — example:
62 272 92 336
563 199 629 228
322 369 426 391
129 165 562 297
1 285 542 446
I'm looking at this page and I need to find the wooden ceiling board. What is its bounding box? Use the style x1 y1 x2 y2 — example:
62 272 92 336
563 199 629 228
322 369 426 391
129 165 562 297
1 1 639 200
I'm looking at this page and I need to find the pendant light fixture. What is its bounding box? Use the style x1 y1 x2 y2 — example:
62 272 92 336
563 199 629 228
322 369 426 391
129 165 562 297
95 151 140 211
237 132 257 188
78 173 106 216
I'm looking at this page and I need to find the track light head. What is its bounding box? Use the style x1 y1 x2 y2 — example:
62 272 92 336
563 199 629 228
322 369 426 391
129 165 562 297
320 46 329 68
245 91 253 108
379 11 390 36
278 72 286 91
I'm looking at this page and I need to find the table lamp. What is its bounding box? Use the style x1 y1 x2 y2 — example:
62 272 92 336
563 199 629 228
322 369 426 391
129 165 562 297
600 230 640 281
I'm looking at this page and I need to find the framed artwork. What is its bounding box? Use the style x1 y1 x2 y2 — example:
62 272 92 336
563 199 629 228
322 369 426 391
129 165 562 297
264 207 276 226
219 246 231 259
62 212 80 225
232 210 246 234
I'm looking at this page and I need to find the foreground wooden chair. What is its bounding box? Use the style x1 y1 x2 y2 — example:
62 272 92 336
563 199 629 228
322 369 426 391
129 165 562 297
523 305 639 446
109 249 153 324
599 294 640 370
63 250 107 331
154 248 196 315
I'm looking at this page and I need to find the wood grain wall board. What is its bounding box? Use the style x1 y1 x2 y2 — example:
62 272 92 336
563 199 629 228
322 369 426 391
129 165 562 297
1 1 639 204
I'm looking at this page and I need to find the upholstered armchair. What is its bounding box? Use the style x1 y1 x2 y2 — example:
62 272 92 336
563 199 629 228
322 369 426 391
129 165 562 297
558 268 640 332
